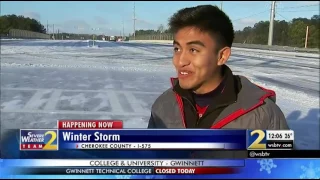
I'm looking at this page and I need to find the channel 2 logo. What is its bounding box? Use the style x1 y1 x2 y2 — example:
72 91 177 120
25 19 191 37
20 129 58 150
247 130 267 149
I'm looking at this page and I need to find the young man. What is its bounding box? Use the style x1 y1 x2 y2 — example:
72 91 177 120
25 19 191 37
148 5 289 131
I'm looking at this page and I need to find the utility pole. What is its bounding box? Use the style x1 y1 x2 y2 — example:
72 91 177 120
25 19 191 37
47 20 49 34
305 26 309 48
267 1 276 46
220 1 223 10
122 20 125 39
133 1 136 40
91 28 99 46
53 24 55 40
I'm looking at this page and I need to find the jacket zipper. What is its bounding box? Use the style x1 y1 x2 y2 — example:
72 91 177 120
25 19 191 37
182 97 237 126
200 100 237 121
181 96 197 112
181 97 199 125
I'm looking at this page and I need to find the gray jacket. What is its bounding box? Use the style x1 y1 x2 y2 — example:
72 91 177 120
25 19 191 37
148 76 290 158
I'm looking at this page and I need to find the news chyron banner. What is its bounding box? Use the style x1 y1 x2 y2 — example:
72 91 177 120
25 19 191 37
20 120 248 151
247 130 294 150
20 120 123 150
1 159 243 175
2 158 320 178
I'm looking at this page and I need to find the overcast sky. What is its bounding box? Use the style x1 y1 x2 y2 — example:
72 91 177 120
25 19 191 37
1 1 319 35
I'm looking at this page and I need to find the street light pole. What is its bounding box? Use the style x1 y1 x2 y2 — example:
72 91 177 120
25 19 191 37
91 28 100 46
123 20 125 39
268 1 276 46
133 1 136 40
47 20 49 35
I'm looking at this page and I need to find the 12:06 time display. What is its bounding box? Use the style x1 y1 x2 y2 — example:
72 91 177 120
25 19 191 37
268 133 292 139
267 130 294 141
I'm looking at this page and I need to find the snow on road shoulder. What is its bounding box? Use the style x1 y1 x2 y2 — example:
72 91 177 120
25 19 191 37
1 40 319 149
1 41 174 73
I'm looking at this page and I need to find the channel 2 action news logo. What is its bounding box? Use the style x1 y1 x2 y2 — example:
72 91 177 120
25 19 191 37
247 129 294 150
20 129 58 150
247 130 268 149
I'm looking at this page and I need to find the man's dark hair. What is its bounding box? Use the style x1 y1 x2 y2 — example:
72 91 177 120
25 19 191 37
168 5 234 49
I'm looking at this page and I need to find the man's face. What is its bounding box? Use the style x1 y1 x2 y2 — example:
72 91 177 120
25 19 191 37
172 26 220 92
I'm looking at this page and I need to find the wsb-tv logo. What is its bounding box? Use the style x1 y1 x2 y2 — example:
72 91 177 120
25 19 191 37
20 129 58 150
247 129 294 150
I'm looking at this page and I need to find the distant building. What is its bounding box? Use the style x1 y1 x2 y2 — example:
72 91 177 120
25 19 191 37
109 36 116 41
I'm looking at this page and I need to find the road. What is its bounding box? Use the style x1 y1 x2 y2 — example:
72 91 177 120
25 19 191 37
1 40 319 149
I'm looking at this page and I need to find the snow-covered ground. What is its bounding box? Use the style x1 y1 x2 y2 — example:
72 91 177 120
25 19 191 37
1 40 319 149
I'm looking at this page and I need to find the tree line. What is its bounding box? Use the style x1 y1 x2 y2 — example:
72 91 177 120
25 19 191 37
0 14 46 35
132 14 319 49
0 14 127 40
234 15 319 48
1 14 318 48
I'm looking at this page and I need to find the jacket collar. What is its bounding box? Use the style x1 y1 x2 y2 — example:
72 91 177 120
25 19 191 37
171 65 240 108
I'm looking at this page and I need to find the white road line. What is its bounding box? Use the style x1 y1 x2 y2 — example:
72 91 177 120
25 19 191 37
0 109 148 116
23 90 52 110
105 90 124 113
1 87 162 95
44 89 63 110
123 92 147 113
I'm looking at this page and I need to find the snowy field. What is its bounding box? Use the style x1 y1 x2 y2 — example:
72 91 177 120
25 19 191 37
1 40 319 150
